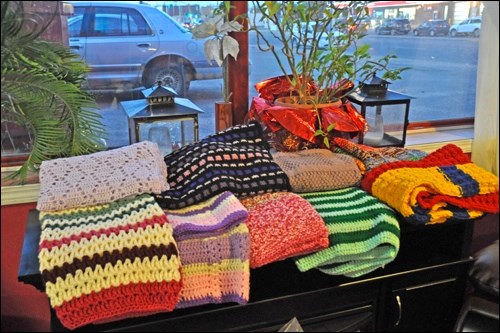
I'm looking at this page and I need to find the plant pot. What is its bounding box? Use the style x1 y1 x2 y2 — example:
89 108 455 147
274 96 342 109
215 101 233 132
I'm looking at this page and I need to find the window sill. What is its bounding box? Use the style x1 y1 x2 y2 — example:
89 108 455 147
1 183 40 206
1 167 40 206
405 125 473 153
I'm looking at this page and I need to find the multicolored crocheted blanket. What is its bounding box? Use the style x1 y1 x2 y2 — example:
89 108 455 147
294 187 400 278
163 191 251 308
155 121 291 209
361 144 499 225
175 223 250 308
332 137 427 173
164 191 248 241
38 194 182 330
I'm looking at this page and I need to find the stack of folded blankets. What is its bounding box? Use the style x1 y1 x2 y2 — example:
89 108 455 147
37 121 470 329
362 144 499 225
36 142 182 330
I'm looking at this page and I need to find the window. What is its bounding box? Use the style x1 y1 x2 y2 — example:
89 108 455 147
68 7 84 37
92 8 151 36
0 1 486 174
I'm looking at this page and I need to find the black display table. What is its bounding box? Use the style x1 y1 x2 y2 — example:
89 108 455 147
19 210 474 332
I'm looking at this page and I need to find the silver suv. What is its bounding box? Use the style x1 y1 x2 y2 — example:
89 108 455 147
68 2 222 95
449 16 482 37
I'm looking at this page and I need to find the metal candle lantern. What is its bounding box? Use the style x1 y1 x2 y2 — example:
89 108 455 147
359 74 391 96
142 81 177 106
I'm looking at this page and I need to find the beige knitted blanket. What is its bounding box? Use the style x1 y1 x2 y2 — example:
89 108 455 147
37 141 169 211
272 149 362 193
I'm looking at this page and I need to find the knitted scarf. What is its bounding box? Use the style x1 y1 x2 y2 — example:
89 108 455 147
38 194 182 330
361 144 499 225
294 188 400 278
155 121 291 209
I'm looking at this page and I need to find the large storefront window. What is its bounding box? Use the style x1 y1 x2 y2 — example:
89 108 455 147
1 1 484 165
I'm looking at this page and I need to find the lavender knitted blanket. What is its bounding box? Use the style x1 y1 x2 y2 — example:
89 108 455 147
164 191 248 241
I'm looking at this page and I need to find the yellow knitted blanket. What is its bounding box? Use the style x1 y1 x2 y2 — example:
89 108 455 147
361 144 499 224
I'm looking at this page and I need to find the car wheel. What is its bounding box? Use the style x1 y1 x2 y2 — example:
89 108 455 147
450 29 457 37
413 30 419 36
144 61 189 96
429 30 435 37
473 29 480 37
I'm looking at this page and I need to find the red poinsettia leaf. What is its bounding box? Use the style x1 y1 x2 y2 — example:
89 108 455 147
267 107 317 142
320 105 362 133
248 96 317 142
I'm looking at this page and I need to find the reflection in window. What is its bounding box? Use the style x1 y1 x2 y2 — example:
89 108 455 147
1 1 485 163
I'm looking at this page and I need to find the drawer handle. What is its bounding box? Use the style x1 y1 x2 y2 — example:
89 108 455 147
395 295 402 326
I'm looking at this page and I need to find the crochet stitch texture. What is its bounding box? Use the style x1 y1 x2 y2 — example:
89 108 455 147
361 144 499 225
332 137 427 172
164 191 248 241
155 121 291 209
240 192 329 269
175 223 251 308
38 194 182 330
37 141 169 212
295 187 400 278
272 149 362 192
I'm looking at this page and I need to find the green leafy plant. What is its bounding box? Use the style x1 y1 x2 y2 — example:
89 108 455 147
191 1 245 102
1 1 106 183
251 1 409 143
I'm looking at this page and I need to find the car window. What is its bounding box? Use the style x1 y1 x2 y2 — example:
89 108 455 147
471 18 481 24
92 7 151 36
158 10 190 33
68 7 85 37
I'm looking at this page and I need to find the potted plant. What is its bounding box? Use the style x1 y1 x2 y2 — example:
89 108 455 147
250 1 408 147
191 1 245 131
1 1 106 183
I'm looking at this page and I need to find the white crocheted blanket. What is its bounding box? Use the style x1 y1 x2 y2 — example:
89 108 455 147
37 141 169 211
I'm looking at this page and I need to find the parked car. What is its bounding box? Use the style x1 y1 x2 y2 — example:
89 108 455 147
413 19 450 36
68 2 222 95
449 16 482 37
375 18 411 35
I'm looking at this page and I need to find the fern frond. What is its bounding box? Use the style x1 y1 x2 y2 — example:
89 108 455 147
2 1 107 183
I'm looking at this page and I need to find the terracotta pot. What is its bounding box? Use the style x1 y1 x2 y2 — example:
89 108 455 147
274 96 342 109
215 101 233 132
